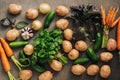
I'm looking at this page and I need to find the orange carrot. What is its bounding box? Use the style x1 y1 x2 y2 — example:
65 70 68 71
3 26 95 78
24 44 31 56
106 7 113 25
117 20 120 50
0 37 23 71
110 17 120 28
0 43 10 72
0 38 13 57
100 5 106 25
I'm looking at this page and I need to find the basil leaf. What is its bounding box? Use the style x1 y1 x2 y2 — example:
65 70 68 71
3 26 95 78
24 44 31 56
16 21 28 29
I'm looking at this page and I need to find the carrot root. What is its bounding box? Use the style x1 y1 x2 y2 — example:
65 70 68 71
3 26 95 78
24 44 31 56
110 17 120 28
100 5 106 25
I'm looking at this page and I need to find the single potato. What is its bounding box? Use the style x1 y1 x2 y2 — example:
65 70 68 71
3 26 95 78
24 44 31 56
87 64 99 76
107 38 117 51
19 70 32 80
100 65 111 78
68 49 79 60
71 64 86 75
100 52 113 62
63 29 73 40
62 40 72 53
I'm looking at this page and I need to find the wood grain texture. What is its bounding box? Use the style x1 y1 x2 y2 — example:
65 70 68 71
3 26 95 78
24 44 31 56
0 0 120 80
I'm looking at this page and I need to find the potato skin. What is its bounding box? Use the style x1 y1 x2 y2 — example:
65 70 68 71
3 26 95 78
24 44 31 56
75 40 88 51
87 64 99 76
100 65 111 78
56 5 69 16
68 49 79 60
71 64 86 75
38 71 53 80
19 70 32 80
56 19 69 30
50 59 62 71
107 38 117 51
62 40 72 53
100 52 113 62
63 29 73 40
8 4 22 14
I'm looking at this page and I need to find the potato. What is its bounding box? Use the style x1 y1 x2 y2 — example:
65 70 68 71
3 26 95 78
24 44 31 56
100 65 111 78
62 40 72 53
68 49 79 60
38 71 53 80
107 38 117 51
100 52 113 62
75 40 88 51
56 19 69 30
8 4 22 14
26 8 39 19
50 59 62 71
63 29 73 40
39 3 51 14
19 70 32 80
56 5 69 16
87 64 99 76
71 64 86 75
23 44 34 55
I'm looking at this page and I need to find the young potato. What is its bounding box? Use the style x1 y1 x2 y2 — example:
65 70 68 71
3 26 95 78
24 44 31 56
56 5 69 16
50 59 62 71
63 29 73 41
8 4 22 14
100 52 113 62
19 70 32 80
39 3 51 14
107 38 117 51
6 29 20 41
75 40 88 51
56 19 69 30
62 40 72 53
32 20 43 31
100 65 111 78
26 8 39 19
68 49 79 60
71 64 86 75
87 64 99 76
38 71 53 80
23 44 34 55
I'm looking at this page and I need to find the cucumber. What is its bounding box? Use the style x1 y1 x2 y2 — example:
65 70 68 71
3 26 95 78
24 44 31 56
73 57 90 64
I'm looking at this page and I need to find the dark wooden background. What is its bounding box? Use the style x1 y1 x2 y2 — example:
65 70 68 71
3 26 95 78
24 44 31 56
0 0 120 80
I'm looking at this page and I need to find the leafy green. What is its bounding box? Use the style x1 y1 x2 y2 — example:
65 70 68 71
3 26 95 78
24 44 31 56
32 29 63 64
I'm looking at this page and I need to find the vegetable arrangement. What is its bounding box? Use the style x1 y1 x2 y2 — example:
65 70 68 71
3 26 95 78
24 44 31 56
0 2 120 80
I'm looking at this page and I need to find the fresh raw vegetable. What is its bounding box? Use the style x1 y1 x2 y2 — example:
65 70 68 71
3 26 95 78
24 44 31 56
56 5 69 16
31 64 45 72
100 65 111 78
0 38 23 71
87 48 99 63
63 28 73 40
44 11 55 28
38 71 53 80
9 41 28 48
21 27 34 40
0 17 12 27
19 70 32 80
93 32 102 52
100 52 113 62
39 3 51 14
68 49 79 60
75 40 88 51
106 38 117 51
16 21 28 29
6 29 20 41
73 57 90 64
0 43 16 80
101 6 119 48
87 64 99 76
23 44 34 55
26 8 39 19
56 19 69 30
117 20 120 62
50 59 63 71
67 4 102 41
8 4 22 14
62 40 72 53
32 20 43 31
19 50 30 67
71 64 86 75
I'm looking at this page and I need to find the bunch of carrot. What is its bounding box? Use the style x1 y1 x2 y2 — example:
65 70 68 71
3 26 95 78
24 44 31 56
0 43 16 80
100 5 120 48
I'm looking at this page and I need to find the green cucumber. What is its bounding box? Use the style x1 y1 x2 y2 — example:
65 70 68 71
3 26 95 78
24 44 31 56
73 57 90 64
